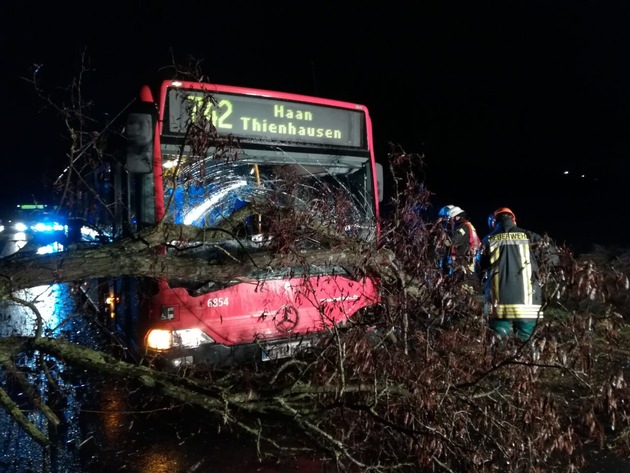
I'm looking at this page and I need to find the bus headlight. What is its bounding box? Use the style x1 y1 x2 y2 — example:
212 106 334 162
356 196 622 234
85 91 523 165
146 329 173 351
146 328 214 351
173 329 215 348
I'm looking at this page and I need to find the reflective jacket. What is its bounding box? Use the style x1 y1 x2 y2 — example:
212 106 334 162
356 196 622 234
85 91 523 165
475 219 543 319
444 219 481 274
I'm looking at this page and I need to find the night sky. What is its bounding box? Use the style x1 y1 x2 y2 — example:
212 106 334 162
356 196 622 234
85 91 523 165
3 1 630 252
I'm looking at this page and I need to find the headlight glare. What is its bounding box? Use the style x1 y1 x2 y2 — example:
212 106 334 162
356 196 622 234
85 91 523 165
173 329 214 348
146 328 214 351
146 329 173 351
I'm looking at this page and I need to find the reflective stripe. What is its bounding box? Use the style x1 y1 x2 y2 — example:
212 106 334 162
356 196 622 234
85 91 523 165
494 304 543 319
490 243 500 302
518 242 532 306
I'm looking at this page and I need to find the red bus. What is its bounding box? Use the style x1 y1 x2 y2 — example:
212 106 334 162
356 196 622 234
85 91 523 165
115 80 382 368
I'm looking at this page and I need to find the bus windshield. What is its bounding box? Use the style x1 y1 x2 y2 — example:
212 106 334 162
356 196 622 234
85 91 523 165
162 150 376 243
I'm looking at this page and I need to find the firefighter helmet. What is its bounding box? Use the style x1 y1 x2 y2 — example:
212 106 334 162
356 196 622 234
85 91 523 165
449 206 464 218
493 207 516 224
438 205 464 220
438 205 454 219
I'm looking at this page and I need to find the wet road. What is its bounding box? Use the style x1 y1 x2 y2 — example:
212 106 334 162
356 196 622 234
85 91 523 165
0 284 327 473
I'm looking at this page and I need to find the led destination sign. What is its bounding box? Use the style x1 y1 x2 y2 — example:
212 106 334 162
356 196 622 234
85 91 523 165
166 88 365 148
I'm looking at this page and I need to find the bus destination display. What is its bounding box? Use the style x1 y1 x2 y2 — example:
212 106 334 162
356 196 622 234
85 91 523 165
166 88 365 148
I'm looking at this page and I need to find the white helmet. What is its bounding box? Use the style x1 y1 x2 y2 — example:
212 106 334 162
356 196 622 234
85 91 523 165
439 205 464 220
449 206 464 218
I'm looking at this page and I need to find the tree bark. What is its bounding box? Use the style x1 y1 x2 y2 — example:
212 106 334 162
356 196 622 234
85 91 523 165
0 222 399 299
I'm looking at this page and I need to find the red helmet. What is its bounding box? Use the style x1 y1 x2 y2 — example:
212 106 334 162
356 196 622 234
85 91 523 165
493 207 516 224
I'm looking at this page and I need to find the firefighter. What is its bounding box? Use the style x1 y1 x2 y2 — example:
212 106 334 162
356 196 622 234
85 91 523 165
474 207 543 341
437 205 481 277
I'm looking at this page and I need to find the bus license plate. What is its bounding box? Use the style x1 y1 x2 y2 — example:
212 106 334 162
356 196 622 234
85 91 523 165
262 340 310 361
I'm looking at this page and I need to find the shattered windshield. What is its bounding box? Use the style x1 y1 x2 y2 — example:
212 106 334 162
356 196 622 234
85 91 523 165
162 149 376 243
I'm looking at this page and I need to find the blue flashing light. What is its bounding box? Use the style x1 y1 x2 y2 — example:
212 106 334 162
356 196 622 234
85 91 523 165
31 222 66 233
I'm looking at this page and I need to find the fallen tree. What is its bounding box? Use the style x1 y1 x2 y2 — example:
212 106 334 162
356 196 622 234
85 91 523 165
2 60 630 472
0 220 396 298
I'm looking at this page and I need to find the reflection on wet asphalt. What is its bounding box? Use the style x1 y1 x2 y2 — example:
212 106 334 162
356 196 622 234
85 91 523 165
0 284 328 473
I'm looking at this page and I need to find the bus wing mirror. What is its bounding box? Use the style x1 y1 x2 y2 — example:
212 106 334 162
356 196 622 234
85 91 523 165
375 162 384 202
126 109 156 174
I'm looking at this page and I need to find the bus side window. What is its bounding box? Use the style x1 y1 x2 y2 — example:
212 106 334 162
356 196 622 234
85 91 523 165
126 112 154 174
